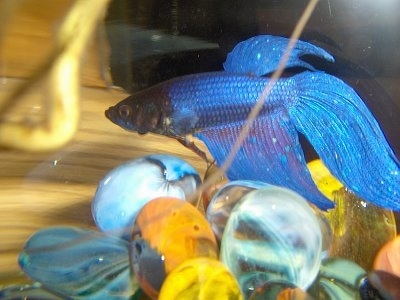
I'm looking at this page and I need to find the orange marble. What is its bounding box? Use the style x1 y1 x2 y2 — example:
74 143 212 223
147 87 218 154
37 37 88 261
134 197 218 274
374 235 400 277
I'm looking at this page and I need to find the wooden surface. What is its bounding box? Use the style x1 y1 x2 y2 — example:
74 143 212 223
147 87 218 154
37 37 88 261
0 0 109 88
0 80 208 284
0 0 206 284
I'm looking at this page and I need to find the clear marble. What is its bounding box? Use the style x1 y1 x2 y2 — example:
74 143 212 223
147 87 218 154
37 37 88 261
92 154 201 237
206 180 270 242
248 280 302 300
311 205 333 260
18 226 135 299
220 186 322 296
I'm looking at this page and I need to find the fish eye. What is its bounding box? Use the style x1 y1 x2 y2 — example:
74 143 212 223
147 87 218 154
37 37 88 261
118 104 132 119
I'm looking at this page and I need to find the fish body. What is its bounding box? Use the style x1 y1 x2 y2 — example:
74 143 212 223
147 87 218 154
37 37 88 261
106 35 400 211
106 72 295 135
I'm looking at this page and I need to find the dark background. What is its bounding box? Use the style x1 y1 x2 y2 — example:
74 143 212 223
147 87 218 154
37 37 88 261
105 0 400 158
105 0 400 228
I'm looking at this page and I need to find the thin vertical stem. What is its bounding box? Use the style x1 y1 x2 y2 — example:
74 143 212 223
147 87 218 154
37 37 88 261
193 0 320 204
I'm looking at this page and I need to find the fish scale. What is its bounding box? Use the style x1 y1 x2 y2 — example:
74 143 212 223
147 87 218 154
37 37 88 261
163 72 295 131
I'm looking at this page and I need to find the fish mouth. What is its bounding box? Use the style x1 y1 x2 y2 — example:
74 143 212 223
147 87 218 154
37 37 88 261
104 107 120 127
104 107 114 122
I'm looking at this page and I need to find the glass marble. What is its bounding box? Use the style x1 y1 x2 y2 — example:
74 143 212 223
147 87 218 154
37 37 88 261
201 162 229 211
326 188 396 271
158 257 243 300
220 186 322 297
130 238 166 300
373 235 400 277
248 280 313 300
362 270 400 300
275 288 314 300
358 277 385 300
92 154 201 237
307 257 367 300
130 288 153 300
206 180 270 242
307 159 343 201
18 226 135 300
0 282 64 299
310 205 333 260
130 197 219 299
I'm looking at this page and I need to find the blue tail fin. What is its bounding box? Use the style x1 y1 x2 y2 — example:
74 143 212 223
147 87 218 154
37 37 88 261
289 71 400 210
223 35 334 76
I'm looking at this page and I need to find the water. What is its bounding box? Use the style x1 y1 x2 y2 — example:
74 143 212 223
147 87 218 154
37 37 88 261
0 0 399 296
105 0 400 156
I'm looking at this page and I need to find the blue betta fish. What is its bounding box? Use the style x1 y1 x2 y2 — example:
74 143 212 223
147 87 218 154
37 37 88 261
106 35 400 211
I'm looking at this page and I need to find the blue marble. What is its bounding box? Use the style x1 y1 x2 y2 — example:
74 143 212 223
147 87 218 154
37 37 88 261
361 271 400 300
92 154 201 236
18 226 136 299
206 180 270 242
0 282 63 299
220 186 322 296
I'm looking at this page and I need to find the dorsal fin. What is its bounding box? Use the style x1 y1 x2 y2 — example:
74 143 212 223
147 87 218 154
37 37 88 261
223 35 334 76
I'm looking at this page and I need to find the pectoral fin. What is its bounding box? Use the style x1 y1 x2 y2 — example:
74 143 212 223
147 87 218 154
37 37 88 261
195 113 334 210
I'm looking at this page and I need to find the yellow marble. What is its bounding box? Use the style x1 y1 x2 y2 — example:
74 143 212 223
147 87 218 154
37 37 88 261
159 257 243 300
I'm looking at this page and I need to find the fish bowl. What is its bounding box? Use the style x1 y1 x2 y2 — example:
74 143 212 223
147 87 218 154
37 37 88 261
0 0 399 299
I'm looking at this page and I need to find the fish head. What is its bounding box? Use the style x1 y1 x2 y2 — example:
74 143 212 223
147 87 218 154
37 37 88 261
105 93 169 135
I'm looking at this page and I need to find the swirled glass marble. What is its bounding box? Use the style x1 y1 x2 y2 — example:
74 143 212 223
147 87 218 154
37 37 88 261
206 180 269 242
18 226 135 299
158 258 243 300
92 154 201 237
307 258 366 299
130 197 219 299
310 205 333 260
220 186 322 297
248 280 312 300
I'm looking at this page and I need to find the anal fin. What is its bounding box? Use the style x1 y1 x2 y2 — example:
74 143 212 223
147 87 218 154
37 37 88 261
195 113 334 210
